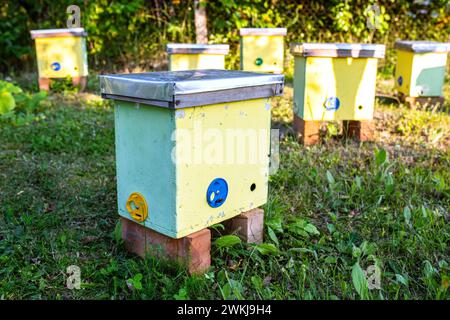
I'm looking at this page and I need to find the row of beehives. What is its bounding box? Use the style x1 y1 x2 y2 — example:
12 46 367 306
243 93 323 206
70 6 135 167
29 27 450 244
31 27 450 111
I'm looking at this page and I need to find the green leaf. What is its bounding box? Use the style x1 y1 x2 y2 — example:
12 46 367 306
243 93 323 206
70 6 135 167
266 215 283 233
255 243 280 255
113 220 122 243
355 176 362 189
288 219 320 238
214 235 241 249
352 262 369 299
209 223 225 232
127 273 143 290
403 206 411 225
0 91 16 115
375 148 388 166
303 223 320 236
288 225 309 238
326 170 335 185
385 173 394 194
0 81 22 94
267 226 279 246
221 278 244 300
174 288 189 300
395 274 408 286
325 256 337 264
327 223 336 234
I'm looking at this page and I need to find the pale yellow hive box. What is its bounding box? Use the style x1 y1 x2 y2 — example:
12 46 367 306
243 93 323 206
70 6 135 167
394 41 450 97
30 28 88 79
240 28 287 74
290 43 385 121
167 44 229 71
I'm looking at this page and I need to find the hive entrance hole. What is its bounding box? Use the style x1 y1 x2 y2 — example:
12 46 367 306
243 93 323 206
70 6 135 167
130 201 139 210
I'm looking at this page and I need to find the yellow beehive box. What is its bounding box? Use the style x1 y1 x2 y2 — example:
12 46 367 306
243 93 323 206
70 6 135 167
290 43 385 121
394 41 450 97
240 28 287 74
167 44 229 71
30 28 88 79
100 70 284 238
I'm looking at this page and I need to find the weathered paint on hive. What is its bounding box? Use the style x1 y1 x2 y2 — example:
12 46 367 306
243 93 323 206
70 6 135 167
169 54 226 71
240 36 284 73
293 56 378 121
395 50 448 97
114 98 271 238
34 36 88 78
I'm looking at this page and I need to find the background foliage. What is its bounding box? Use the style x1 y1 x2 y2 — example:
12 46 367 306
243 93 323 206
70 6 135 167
1 0 449 76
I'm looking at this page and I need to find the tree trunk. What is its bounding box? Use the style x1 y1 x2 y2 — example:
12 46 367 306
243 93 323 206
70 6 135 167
194 0 208 44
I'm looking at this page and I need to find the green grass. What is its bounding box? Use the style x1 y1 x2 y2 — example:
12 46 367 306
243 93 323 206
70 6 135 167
0 79 449 300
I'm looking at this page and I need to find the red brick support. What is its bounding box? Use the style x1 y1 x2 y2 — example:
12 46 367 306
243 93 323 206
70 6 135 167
38 77 50 91
72 76 87 92
293 114 321 146
223 208 264 244
403 95 444 109
38 76 87 92
343 120 375 142
120 217 211 274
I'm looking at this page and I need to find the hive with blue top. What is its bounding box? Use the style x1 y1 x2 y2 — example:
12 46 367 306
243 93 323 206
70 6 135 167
100 69 284 239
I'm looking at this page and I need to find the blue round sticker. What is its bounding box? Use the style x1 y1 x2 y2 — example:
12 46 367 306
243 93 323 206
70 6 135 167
206 178 228 208
324 97 340 111
51 62 61 71
397 76 403 86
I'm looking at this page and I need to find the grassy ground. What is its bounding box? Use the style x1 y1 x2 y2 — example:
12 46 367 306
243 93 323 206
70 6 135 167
0 77 449 300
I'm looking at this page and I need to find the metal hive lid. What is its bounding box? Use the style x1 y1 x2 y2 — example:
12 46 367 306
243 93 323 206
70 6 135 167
394 40 450 53
30 28 87 39
239 28 287 36
290 43 386 58
100 69 285 108
166 44 229 54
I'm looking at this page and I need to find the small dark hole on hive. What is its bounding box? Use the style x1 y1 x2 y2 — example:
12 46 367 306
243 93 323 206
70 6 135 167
250 183 256 191
358 105 363 110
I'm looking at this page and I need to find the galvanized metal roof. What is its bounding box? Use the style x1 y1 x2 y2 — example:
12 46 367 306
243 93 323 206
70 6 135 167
394 41 450 53
100 69 285 108
290 43 386 58
30 28 87 39
240 28 287 36
166 44 229 54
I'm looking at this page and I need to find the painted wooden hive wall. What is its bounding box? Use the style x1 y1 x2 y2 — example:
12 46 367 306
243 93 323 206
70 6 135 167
169 54 226 71
293 56 378 121
114 101 178 237
240 36 284 73
395 50 448 97
114 98 271 239
34 36 88 78
174 98 271 238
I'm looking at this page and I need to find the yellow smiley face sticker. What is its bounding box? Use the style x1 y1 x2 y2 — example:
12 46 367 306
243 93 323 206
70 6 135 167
126 192 148 222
